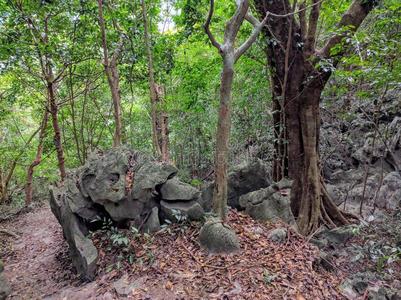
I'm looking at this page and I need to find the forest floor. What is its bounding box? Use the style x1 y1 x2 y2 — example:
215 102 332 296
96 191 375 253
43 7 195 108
1 205 400 299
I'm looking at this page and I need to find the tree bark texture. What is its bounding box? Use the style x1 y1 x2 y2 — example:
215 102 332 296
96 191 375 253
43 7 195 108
256 0 379 234
25 109 49 206
98 0 123 147
48 80 66 181
213 56 235 220
141 0 162 158
205 0 268 220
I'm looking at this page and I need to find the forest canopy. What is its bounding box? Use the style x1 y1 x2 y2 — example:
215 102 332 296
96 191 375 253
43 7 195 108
0 0 400 225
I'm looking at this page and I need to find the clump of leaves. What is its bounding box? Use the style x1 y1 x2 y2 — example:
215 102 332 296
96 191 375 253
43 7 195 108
263 269 278 285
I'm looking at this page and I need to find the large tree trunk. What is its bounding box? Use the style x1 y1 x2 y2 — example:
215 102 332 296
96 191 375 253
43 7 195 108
255 0 377 235
213 56 235 220
25 109 49 206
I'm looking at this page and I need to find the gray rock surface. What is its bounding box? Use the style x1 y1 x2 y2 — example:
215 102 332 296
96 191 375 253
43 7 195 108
199 219 240 253
49 147 204 280
160 200 204 222
239 179 295 225
50 186 98 281
339 272 401 300
142 207 161 233
377 172 401 209
160 178 200 201
314 225 358 249
267 228 287 243
201 159 270 211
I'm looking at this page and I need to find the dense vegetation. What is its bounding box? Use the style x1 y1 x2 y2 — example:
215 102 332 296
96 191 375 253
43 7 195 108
0 0 400 227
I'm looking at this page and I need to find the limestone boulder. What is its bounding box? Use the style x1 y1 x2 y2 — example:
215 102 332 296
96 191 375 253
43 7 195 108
49 186 98 281
160 200 204 222
239 179 295 225
199 219 240 253
160 178 200 201
201 159 271 211
49 147 204 280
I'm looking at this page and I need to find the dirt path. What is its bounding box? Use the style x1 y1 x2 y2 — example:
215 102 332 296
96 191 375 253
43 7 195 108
1 206 87 299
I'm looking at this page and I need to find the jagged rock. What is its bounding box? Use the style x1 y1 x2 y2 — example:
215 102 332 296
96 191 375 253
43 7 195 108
315 225 358 248
0 260 10 300
49 186 98 281
201 159 271 211
79 149 133 204
199 219 240 253
238 179 295 225
160 200 204 222
339 272 374 299
49 147 204 280
64 177 97 222
113 275 148 297
267 228 287 243
312 251 335 272
142 207 161 233
326 184 344 205
377 172 401 209
160 178 200 201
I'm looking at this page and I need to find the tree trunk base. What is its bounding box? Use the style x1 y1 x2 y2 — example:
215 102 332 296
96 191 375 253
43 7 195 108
296 177 359 236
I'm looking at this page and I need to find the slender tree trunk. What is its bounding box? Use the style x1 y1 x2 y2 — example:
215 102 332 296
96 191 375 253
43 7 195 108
48 80 66 180
68 66 84 164
0 171 6 204
105 60 123 147
141 0 162 158
25 109 49 206
213 56 235 220
97 0 123 147
160 112 170 162
155 84 170 162
0 123 42 203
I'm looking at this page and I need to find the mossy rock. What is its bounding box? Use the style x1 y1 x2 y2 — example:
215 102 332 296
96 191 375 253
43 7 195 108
199 219 240 254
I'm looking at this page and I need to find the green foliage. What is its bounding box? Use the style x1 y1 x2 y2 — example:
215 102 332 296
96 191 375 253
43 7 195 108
0 0 399 206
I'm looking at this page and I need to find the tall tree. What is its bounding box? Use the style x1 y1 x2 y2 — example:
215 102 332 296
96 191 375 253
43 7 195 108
141 0 162 158
97 0 125 147
13 1 68 180
205 0 267 220
256 0 380 234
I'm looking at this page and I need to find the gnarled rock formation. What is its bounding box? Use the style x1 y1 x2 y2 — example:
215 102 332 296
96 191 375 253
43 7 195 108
201 159 271 211
49 147 204 280
239 179 295 226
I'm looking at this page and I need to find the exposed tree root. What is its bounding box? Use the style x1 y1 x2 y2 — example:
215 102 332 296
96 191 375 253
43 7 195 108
0 228 19 238
296 177 360 236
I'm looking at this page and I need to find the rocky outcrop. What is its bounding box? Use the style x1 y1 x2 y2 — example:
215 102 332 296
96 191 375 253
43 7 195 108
238 179 295 225
49 185 98 281
199 219 240 253
201 159 271 211
50 147 204 280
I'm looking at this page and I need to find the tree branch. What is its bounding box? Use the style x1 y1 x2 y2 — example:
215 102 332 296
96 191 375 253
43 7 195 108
318 0 379 59
224 0 249 44
111 34 126 63
204 0 222 51
304 0 321 56
234 13 269 62
299 1 307 40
